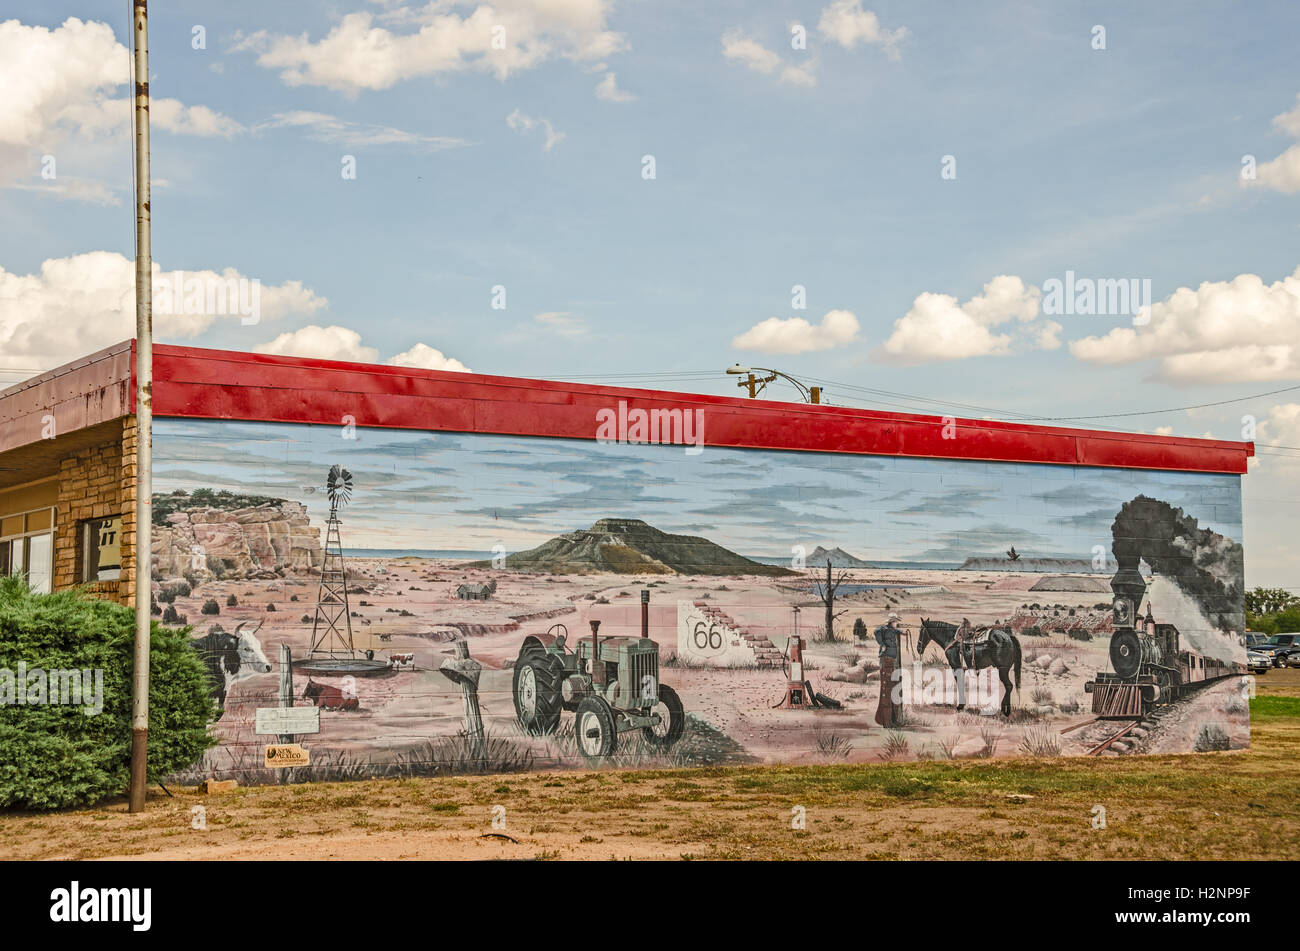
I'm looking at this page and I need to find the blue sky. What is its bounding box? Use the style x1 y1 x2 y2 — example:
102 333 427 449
1 1 1297 584
153 418 1243 569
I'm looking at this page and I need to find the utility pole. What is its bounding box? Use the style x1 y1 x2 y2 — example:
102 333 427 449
725 365 822 403
128 0 153 814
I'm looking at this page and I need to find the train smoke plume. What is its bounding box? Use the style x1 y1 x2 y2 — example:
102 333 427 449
1111 495 1244 633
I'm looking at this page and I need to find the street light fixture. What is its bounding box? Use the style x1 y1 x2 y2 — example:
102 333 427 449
725 364 821 403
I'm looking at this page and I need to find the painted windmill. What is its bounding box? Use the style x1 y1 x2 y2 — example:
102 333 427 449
308 465 356 658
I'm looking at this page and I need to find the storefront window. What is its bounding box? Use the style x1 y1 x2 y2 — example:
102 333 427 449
82 516 122 582
0 506 55 594
27 533 53 594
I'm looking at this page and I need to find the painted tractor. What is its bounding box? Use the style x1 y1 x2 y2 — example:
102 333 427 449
512 590 685 760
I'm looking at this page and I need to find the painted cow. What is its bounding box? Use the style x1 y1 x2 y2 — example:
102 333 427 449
303 679 359 711
389 652 415 670
190 620 273 717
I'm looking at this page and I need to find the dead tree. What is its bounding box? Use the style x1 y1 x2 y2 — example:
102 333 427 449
814 560 849 641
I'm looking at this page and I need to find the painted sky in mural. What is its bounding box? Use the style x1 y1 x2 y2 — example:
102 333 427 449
154 418 1244 563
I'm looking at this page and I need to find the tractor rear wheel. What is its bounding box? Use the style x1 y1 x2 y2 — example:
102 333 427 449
575 696 618 760
642 684 685 749
513 650 563 735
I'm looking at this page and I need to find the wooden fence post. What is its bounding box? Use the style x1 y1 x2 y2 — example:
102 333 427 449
439 639 485 762
279 644 295 784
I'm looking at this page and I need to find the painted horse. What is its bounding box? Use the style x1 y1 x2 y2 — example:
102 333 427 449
916 618 1022 716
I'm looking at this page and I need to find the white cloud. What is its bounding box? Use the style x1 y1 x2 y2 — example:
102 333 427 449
722 31 782 75
0 17 242 198
1273 95 1300 138
256 111 467 150
595 70 635 102
533 311 586 336
876 275 1052 364
732 309 860 354
1260 403 1300 449
506 108 564 151
150 99 245 137
1247 94 1300 193
1069 265 1300 383
722 30 816 86
0 252 326 371
234 3 626 96
501 311 589 344
816 1 908 58
780 61 818 87
387 342 472 372
255 325 377 363
0 18 124 148
7 176 121 205
255 325 471 371
1256 145 1300 193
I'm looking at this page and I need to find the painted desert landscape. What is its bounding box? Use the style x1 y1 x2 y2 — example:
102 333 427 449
153 496 1250 784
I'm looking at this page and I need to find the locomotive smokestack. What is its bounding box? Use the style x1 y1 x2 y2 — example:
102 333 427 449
641 588 650 639
1111 567 1146 629
1111 495 1245 633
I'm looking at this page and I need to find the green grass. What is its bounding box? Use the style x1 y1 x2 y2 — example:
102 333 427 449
1249 695 1300 721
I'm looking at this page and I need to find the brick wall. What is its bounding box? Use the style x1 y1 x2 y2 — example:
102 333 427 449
53 416 136 606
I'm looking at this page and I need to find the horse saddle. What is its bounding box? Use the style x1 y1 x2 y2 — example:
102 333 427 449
958 627 992 646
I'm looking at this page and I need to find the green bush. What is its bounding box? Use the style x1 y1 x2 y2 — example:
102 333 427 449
0 577 216 810
1247 605 1300 636
201 599 220 615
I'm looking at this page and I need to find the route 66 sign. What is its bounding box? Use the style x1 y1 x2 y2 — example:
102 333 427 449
690 621 726 658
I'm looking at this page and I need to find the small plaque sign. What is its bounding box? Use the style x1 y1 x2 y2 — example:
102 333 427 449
256 706 321 736
264 744 310 768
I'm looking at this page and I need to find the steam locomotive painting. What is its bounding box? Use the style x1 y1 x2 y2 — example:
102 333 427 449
1085 565 1243 718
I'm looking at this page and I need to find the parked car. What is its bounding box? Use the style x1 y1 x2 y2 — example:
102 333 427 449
1247 649 1272 674
1244 632 1268 649
1255 633 1300 668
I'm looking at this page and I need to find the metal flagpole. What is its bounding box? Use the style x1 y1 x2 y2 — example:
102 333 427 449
128 0 153 814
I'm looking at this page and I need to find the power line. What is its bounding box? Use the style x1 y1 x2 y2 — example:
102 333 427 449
1031 383 1300 421
542 365 1300 426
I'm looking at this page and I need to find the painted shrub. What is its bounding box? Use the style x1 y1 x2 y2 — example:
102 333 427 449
152 418 1249 783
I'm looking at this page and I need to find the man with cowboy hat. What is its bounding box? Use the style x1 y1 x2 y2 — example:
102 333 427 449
874 612 904 727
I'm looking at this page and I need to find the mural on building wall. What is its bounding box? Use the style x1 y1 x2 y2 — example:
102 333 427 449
150 418 1249 783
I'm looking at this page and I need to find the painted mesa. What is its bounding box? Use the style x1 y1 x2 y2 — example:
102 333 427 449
152 419 1250 784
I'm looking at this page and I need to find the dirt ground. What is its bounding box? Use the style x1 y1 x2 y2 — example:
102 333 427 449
3 669 1297 861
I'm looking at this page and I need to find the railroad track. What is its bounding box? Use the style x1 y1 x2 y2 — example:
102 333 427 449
1081 677 1226 756
1085 717 1146 756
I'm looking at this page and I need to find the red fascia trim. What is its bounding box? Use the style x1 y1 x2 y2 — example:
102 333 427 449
141 342 1253 474
0 342 132 454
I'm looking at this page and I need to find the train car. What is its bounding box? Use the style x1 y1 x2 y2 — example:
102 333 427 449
1084 568 1242 718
